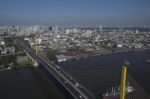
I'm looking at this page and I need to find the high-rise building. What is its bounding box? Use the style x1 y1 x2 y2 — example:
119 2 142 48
99 25 103 31
48 26 52 31
136 29 139 34
53 25 59 33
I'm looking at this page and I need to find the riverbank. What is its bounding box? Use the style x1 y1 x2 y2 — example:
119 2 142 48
0 62 33 71
58 48 150 63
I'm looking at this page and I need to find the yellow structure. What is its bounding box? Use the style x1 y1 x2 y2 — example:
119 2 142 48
120 66 127 99
35 35 39 55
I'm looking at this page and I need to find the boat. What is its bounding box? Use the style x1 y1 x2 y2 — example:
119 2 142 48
102 83 134 99
145 59 150 63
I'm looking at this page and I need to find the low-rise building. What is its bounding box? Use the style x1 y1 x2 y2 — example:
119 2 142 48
56 54 67 62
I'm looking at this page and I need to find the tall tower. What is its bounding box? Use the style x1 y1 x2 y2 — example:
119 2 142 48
99 25 102 31
136 29 139 34
53 25 59 33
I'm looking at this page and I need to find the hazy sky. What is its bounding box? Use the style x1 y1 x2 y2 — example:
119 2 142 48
0 0 150 26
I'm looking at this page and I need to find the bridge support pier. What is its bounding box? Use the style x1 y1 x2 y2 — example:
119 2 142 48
33 61 38 67
25 51 38 67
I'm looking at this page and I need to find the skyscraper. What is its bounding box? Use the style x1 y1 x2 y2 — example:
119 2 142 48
99 25 103 31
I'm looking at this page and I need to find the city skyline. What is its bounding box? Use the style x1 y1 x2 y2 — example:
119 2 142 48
0 0 150 26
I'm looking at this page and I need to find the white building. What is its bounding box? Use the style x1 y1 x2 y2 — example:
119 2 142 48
0 41 5 46
56 54 67 62
117 44 123 48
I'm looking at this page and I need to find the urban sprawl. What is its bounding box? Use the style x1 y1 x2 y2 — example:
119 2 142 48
0 25 150 62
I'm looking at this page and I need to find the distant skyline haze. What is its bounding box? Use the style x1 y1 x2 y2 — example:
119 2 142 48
0 0 150 26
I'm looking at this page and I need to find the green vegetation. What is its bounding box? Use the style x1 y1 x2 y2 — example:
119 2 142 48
0 55 17 68
0 55 33 70
0 38 32 70
15 56 33 69
46 51 57 61
15 62 33 69
4 38 13 46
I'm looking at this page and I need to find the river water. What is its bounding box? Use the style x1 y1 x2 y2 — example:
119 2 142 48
1 50 150 99
60 49 150 98
0 68 66 99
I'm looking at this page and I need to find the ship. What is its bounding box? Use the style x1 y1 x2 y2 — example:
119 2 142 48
145 59 150 63
102 82 134 99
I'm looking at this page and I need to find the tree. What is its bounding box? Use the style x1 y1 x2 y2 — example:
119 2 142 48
46 51 57 61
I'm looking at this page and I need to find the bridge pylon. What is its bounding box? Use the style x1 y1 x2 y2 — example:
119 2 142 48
33 61 38 67
25 49 38 67
120 65 127 99
33 35 39 67
35 35 39 55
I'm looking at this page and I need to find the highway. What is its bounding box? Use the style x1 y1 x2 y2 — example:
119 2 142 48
18 38 95 99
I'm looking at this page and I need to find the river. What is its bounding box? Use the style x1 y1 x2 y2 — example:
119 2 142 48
1 50 150 99
59 49 150 98
0 68 66 99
